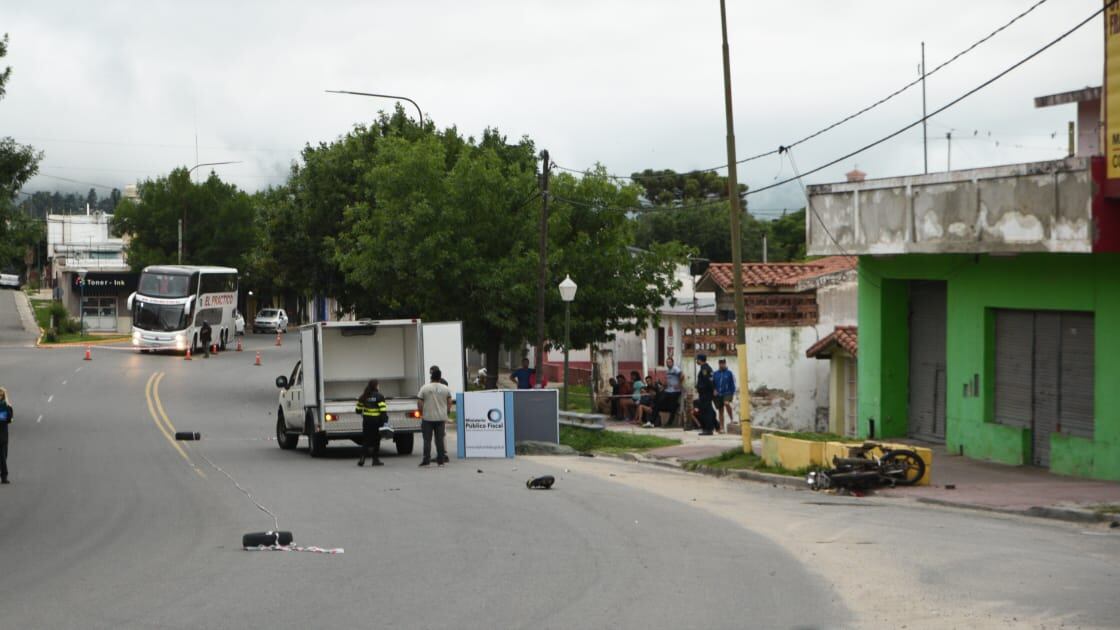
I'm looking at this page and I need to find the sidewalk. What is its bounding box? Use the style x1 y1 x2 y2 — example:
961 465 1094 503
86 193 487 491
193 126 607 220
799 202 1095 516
601 424 1120 524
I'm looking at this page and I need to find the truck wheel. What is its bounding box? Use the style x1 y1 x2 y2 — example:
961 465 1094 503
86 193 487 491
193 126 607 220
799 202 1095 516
393 433 414 455
276 409 298 450
305 414 327 457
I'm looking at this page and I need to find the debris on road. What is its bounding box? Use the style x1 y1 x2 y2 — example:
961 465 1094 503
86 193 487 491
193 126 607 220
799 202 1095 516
526 475 555 490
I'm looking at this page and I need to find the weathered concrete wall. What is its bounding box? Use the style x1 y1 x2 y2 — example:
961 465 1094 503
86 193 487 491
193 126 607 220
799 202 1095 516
807 157 1092 255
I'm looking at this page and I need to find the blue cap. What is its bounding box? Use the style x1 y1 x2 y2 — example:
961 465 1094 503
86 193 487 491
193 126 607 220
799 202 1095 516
696 354 707 361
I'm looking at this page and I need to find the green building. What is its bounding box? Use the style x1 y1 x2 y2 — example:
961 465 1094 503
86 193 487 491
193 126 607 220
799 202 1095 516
806 134 1120 480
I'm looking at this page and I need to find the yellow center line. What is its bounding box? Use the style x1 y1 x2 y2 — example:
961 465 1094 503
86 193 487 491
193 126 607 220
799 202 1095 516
145 371 205 478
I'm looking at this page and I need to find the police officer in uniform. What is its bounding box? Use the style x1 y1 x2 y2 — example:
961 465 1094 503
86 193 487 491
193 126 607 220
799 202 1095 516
695 354 717 436
355 379 391 467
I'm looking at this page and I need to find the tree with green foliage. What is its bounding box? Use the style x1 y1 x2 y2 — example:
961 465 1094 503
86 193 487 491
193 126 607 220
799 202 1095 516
111 168 255 271
629 168 747 206
0 34 44 273
311 116 686 385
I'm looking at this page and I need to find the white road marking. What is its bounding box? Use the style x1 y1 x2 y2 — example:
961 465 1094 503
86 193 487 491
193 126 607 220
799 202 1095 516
36 414 43 423
75 367 82 373
62 380 68 385
47 395 53 403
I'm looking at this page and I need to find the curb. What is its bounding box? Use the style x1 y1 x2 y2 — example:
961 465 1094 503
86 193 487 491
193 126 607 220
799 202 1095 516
916 497 1120 525
593 450 1120 527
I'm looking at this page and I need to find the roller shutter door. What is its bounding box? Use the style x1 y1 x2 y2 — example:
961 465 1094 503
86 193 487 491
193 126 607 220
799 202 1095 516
908 281 947 442
994 309 1094 467
1059 313 1094 439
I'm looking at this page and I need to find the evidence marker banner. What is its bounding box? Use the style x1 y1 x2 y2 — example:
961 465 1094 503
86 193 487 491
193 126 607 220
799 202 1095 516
457 390 515 459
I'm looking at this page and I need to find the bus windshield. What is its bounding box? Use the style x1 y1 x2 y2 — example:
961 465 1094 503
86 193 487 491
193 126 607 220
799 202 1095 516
133 301 188 332
138 273 193 298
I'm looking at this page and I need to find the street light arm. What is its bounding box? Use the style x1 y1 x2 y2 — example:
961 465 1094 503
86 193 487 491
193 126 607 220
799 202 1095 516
325 90 425 126
188 160 242 176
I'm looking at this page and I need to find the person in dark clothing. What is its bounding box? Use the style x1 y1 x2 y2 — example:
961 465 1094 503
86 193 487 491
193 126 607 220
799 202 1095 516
199 320 213 358
0 387 12 483
695 354 717 435
355 379 391 467
608 377 620 419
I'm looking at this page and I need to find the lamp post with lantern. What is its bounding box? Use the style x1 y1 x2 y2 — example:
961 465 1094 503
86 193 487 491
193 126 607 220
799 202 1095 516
558 274 577 409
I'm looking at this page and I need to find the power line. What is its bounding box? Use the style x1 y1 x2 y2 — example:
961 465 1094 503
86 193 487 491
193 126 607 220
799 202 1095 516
554 0 1054 183
745 2 1105 198
32 173 118 190
784 147 878 289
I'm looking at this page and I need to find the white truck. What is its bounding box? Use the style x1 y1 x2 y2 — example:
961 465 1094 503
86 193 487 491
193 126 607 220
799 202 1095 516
274 319 465 457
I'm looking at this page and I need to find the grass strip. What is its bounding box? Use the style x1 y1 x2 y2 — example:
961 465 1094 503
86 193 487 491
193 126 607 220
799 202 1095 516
560 425 679 454
683 447 819 477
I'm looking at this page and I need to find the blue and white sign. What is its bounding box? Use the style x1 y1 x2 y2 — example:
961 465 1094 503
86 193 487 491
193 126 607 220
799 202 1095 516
456 390 515 459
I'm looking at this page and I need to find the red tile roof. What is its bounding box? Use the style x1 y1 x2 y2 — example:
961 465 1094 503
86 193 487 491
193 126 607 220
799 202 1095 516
701 256 856 291
806 325 858 359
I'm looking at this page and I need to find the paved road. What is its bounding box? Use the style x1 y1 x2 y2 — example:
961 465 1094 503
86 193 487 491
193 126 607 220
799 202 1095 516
0 325 1117 628
0 288 35 346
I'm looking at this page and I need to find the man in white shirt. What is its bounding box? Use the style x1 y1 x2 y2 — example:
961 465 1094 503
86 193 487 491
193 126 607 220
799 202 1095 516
417 368 453 466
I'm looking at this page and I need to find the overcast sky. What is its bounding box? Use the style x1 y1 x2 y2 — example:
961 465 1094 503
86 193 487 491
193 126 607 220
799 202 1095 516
2 0 1104 215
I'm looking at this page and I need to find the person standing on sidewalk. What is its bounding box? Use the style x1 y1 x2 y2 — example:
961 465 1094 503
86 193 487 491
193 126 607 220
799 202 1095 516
417 368 453 466
712 358 736 433
0 387 13 484
661 357 683 426
695 354 717 435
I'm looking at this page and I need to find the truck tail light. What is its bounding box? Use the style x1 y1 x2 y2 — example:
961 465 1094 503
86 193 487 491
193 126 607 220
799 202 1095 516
325 413 337 422
410 410 421 419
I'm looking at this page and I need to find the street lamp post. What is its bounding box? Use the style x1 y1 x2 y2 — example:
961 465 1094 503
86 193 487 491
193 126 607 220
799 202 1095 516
182 161 241 263
324 90 425 126
559 275 577 410
77 268 88 336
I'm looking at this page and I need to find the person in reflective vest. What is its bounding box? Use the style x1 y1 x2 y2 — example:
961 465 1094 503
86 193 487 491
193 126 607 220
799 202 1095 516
355 379 391 467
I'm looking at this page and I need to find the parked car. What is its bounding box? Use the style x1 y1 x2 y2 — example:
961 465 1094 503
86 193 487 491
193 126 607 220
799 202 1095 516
233 309 245 336
253 308 288 334
0 273 19 289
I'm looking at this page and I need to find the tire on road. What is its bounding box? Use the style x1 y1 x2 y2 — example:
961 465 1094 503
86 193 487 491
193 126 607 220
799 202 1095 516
276 409 298 450
393 433 414 455
305 413 327 457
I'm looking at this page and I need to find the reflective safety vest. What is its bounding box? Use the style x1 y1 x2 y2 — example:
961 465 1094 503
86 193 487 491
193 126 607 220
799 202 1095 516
356 394 387 419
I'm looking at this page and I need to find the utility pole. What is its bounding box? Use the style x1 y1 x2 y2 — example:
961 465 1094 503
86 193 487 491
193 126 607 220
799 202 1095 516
921 42 928 174
762 234 768 263
1068 121 1075 157
719 0 750 441
535 150 551 387
178 219 183 264
946 131 953 171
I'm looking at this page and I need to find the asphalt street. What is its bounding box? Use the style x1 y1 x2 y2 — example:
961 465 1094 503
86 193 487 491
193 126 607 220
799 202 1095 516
0 300 1117 628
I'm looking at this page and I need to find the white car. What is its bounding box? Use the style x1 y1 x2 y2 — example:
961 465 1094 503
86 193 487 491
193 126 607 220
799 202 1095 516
233 310 245 336
253 308 288 334
0 273 19 289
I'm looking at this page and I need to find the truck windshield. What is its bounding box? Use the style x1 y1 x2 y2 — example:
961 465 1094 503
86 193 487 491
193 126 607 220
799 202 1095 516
138 273 192 298
133 301 188 332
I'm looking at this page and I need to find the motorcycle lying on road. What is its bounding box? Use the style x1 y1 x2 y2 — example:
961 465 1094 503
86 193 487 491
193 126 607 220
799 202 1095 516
807 441 926 491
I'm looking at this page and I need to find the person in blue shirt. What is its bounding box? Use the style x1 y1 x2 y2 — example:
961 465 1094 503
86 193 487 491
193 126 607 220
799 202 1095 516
0 387 12 484
509 358 536 390
713 358 737 433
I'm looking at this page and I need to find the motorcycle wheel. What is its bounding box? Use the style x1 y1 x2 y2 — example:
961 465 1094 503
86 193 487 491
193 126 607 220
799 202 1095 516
881 450 926 486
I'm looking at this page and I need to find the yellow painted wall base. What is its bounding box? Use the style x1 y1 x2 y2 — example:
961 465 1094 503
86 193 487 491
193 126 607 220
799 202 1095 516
764 434 933 485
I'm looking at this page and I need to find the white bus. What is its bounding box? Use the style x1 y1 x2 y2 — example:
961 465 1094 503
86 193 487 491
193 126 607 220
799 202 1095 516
129 265 238 353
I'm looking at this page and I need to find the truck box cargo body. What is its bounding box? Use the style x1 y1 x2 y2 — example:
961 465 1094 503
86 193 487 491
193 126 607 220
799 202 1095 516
275 319 464 457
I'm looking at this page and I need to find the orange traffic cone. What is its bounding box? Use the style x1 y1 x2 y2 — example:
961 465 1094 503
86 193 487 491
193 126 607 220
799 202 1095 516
275 332 281 347
236 337 243 352
185 347 192 361
254 351 261 366
211 343 218 355
83 345 91 361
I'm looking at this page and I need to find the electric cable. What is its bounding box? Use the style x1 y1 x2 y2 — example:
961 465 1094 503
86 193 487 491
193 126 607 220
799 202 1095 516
745 2 1105 198
554 0 1056 182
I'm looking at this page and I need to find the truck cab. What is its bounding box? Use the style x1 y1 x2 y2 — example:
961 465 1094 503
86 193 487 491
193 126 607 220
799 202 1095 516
274 319 464 457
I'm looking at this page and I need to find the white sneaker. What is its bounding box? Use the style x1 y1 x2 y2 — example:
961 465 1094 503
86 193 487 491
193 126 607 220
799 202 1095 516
643 422 654 428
